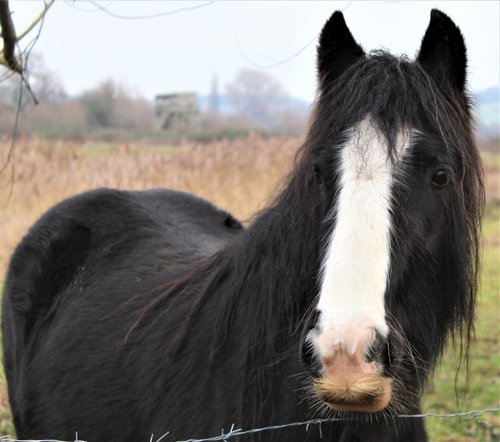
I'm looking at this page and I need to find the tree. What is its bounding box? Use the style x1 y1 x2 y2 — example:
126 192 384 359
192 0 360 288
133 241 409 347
226 69 288 125
0 0 55 103
0 53 65 111
27 53 67 102
79 79 152 130
80 79 117 128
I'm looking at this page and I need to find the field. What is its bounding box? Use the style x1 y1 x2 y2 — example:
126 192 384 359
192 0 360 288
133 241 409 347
0 136 498 441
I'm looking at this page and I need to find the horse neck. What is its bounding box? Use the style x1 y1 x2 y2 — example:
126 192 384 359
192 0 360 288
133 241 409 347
210 172 322 353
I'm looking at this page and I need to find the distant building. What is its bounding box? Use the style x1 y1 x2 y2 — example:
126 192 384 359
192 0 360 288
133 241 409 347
154 92 199 131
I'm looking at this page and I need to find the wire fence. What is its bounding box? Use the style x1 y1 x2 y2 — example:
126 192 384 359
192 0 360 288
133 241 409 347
1 407 498 442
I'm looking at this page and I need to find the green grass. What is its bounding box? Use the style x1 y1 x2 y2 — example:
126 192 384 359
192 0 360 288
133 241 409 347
82 142 118 158
482 151 500 169
424 205 500 441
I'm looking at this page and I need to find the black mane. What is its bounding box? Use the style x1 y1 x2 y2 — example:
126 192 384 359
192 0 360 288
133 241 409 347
134 49 484 376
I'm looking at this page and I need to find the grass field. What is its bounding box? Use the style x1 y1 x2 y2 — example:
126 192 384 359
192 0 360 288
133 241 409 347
0 136 498 441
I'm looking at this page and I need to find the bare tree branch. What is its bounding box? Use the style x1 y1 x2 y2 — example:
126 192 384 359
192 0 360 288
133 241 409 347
0 0 21 72
0 0 54 73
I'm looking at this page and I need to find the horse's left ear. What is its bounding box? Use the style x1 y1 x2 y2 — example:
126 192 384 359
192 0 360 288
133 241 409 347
417 9 467 91
317 11 365 87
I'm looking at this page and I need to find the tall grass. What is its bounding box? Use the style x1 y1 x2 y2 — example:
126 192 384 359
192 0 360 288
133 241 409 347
0 136 498 440
0 136 299 274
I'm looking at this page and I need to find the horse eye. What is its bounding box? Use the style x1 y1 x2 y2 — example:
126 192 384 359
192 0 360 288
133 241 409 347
431 169 450 189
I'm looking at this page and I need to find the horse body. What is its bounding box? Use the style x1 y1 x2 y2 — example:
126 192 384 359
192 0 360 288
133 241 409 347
2 188 245 440
2 10 482 442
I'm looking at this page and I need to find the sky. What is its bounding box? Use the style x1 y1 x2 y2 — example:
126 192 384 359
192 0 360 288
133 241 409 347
8 0 500 103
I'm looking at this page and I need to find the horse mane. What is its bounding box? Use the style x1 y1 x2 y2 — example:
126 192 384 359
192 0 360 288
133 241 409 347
127 50 484 380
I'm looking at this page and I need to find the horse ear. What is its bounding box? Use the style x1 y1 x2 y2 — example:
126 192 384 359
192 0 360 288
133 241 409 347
317 11 364 86
417 9 467 91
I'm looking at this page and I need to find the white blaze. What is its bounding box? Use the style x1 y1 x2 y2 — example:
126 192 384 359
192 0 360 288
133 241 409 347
314 118 409 356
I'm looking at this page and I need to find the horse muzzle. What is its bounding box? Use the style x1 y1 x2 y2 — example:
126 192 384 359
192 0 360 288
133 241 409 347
305 324 393 413
314 349 392 412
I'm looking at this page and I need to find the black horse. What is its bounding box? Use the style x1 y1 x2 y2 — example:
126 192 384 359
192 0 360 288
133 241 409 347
2 10 483 442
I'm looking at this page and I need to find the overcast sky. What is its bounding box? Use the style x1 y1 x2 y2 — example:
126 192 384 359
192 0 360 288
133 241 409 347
9 1 500 102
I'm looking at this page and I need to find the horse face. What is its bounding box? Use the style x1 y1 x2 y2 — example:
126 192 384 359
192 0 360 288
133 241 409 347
300 10 475 415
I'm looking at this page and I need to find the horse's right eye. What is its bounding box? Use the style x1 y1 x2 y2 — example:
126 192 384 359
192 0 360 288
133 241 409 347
431 168 451 190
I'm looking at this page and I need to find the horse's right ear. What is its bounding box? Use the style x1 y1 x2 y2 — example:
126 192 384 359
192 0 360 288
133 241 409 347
317 11 365 87
417 9 467 91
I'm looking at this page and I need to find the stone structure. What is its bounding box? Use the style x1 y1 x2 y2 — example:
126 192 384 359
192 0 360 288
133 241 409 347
154 92 199 131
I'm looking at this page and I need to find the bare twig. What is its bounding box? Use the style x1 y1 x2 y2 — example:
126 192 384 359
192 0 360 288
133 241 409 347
17 0 54 42
88 0 215 20
233 0 352 69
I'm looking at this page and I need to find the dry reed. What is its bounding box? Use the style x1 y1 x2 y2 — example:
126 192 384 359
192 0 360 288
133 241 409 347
0 135 299 276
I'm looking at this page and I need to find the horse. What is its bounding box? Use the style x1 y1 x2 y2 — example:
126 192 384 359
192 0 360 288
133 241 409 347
2 9 483 442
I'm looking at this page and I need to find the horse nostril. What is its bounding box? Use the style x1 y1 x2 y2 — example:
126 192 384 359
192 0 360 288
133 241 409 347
223 214 242 229
365 331 388 363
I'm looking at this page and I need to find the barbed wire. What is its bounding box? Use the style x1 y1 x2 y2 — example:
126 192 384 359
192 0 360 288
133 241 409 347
0 439 84 442
169 407 500 442
2 407 497 442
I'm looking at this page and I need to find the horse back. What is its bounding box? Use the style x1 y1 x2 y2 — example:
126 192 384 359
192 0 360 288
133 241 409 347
1 187 243 434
